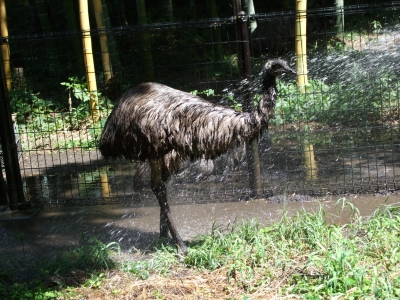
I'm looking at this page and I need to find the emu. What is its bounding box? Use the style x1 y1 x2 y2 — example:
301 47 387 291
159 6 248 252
99 58 296 253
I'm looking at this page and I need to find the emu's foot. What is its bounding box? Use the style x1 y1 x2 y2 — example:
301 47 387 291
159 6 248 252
156 235 174 248
177 242 188 257
159 230 187 255
156 236 187 257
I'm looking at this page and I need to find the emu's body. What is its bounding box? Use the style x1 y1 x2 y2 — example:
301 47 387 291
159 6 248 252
99 58 295 252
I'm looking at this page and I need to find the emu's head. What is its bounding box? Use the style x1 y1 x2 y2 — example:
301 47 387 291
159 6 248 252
263 58 296 78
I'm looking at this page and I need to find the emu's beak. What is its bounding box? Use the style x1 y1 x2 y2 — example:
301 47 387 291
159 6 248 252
287 68 297 75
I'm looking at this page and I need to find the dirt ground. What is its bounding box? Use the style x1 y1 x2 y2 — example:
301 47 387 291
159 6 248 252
53 268 294 299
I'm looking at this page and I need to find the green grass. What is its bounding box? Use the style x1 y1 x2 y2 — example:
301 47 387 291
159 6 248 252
153 198 400 298
2 198 400 299
273 73 400 127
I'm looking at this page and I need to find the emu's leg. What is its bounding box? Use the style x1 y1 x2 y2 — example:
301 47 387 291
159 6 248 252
149 158 187 253
160 162 172 239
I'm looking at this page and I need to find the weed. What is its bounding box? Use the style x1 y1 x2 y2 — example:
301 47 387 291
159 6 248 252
51 233 120 273
84 272 106 289
60 77 112 130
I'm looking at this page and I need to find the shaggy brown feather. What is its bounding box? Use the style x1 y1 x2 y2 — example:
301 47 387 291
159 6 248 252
99 59 295 173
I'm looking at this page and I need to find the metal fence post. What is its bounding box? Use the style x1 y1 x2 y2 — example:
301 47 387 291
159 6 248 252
233 1 262 197
0 39 25 210
233 0 244 76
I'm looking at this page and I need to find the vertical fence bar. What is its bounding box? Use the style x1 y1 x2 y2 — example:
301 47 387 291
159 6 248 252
234 1 262 197
0 43 25 210
233 0 244 76
0 160 7 206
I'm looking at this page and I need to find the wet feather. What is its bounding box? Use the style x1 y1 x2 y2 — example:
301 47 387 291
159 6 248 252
99 58 295 172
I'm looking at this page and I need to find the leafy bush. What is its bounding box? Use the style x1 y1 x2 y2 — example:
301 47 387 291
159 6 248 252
273 73 399 127
60 77 112 130
9 77 113 150
9 89 63 132
273 79 332 125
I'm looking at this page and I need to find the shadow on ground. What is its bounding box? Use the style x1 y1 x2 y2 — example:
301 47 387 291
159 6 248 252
1 193 400 283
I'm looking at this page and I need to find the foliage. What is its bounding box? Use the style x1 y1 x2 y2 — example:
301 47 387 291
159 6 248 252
50 233 120 274
60 77 93 130
9 88 62 132
83 272 106 289
227 94 243 112
120 244 178 280
0 278 63 300
190 54 400 128
190 88 215 97
273 71 399 127
9 77 113 151
59 76 113 130
189 69 399 128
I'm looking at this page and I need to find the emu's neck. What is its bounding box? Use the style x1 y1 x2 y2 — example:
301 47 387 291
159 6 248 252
256 73 277 122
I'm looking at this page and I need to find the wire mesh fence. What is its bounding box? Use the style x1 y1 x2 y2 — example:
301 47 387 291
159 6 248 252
1 1 399 208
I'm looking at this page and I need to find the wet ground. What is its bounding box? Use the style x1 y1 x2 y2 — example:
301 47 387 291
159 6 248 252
1 193 399 282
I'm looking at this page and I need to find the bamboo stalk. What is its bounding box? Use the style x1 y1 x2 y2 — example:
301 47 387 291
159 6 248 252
335 0 344 37
93 0 112 83
35 0 58 73
101 0 122 76
283 0 290 9
136 0 154 82
100 169 110 198
295 0 308 93
188 0 196 18
244 0 257 33
163 0 173 22
0 47 25 210
64 0 85 77
0 0 11 90
206 0 222 62
79 0 99 123
233 2 262 197
303 142 318 181
115 0 127 26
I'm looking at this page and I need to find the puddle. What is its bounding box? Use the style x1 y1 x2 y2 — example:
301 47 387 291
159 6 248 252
1 194 399 271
